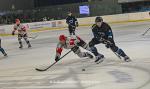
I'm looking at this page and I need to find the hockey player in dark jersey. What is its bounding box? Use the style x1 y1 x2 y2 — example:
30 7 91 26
87 16 131 63
0 38 7 56
66 12 78 35
55 35 93 62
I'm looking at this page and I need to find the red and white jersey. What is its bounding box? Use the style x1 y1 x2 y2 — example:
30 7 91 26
57 36 80 49
13 24 27 35
56 36 81 57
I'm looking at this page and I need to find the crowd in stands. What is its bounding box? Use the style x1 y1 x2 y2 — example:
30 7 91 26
0 10 54 25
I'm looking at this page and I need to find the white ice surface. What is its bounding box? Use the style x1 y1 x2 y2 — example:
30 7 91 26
0 21 150 89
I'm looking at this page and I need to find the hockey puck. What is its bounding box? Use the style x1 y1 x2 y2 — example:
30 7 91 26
82 69 85 71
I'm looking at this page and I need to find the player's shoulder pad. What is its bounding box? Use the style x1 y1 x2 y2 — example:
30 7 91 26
91 24 97 29
103 22 110 26
72 16 76 19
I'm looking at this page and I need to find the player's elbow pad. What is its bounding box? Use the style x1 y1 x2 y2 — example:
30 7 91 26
108 35 113 39
107 30 113 38
56 48 63 55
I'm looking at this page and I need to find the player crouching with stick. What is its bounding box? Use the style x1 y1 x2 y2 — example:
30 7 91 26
55 35 93 62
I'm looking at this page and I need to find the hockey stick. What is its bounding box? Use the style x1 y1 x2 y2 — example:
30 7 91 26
35 50 72 71
142 28 150 36
28 35 38 39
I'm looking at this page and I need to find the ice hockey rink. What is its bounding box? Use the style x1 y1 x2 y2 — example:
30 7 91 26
0 21 150 89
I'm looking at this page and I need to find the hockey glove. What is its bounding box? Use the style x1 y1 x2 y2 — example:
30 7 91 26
104 38 112 48
12 32 15 35
55 56 60 62
105 44 110 48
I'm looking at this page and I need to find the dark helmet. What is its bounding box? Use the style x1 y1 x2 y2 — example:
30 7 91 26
95 16 103 22
67 11 72 15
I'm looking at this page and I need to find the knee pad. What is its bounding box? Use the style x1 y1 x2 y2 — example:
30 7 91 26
116 48 122 55
24 37 28 41
24 38 29 43
26 41 30 44
25 40 30 44
116 48 126 57
88 38 100 47
18 40 22 44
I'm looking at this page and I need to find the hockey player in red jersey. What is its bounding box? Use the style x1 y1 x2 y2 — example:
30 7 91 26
55 35 93 62
12 19 31 48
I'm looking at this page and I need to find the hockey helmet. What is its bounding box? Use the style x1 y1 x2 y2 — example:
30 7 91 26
15 19 20 24
95 16 103 22
59 35 66 41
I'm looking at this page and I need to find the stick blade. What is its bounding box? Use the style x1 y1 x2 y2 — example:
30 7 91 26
33 35 38 39
35 68 47 71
